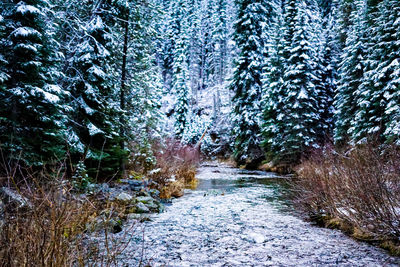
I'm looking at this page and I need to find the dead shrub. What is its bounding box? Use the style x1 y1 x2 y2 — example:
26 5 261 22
0 166 138 266
294 144 400 243
149 139 199 198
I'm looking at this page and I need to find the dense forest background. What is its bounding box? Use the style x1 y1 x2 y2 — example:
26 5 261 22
0 0 399 177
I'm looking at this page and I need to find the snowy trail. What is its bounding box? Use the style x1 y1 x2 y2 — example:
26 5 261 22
121 162 400 266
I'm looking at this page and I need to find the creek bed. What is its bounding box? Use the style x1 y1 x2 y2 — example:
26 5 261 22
118 162 400 266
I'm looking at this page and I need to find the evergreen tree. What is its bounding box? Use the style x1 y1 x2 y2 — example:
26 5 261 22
213 0 229 85
351 0 400 143
0 0 66 166
67 7 125 178
171 0 190 137
0 14 8 85
123 1 164 171
383 0 400 144
311 1 335 141
261 1 286 162
262 0 331 164
278 0 324 163
173 37 190 137
334 0 368 145
230 0 272 165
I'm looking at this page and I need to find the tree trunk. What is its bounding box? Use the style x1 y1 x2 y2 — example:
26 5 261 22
120 8 129 173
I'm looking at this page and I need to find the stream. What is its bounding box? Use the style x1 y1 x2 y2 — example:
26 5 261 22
120 162 400 266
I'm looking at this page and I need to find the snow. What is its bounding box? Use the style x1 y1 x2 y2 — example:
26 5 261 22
298 88 308 99
16 3 43 16
87 122 103 136
88 65 106 79
87 16 104 32
30 87 60 103
15 43 38 53
12 27 42 38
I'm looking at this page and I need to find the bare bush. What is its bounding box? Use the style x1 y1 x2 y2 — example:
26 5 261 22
294 144 400 241
0 166 137 266
149 139 199 198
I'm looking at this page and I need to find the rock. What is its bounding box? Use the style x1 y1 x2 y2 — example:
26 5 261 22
137 191 150 197
129 180 143 187
135 202 150 213
248 232 265 244
87 216 123 233
149 189 160 198
367 224 375 231
128 180 144 192
115 192 133 203
145 201 159 212
136 196 162 212
131 186 143 192
136 196 154 204
127 213 152 222
87 183 110 194
0 187 32 210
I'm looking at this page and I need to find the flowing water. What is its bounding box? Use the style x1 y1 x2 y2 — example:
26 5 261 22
121 162 400 266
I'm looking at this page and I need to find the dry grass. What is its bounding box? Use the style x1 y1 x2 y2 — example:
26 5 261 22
149 139 199 199
0 166 138 266
294 144 400 252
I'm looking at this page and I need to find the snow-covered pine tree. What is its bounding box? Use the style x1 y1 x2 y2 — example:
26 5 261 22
157 0 175 93
230 0 272 165
173 37 190 138
120 0 164 172
0 13 8 85
213 0 229 86
186 0 201 96
0 0 66 166
335 0 355 49
261 1 286 162
310 1 335 142
171 0 190 138
277 0 325 163
68 6 125 178
334 0 368 145
351 0 400 144
198 0 215 92
383 0 400 144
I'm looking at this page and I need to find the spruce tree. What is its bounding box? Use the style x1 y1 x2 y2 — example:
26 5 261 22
171 0 190 138
383 0 400 144
68 9 125 178
334 0 368 145
261 1 286 162
173 37 190 137
230 0 272 165
352 0 400 144
278 0 324 163
213 0 228 85
124 1 164 171
0 0 66 166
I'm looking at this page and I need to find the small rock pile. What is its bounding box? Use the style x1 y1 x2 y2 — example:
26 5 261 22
85 179 165 233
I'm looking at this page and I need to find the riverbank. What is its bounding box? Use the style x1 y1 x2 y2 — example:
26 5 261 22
293 145 400 256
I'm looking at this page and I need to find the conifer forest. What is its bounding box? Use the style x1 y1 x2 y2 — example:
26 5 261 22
0 0 400 265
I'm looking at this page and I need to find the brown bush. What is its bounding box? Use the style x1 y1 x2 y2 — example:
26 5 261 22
0 168 137 266
294 144 400 242
149 139 199 198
